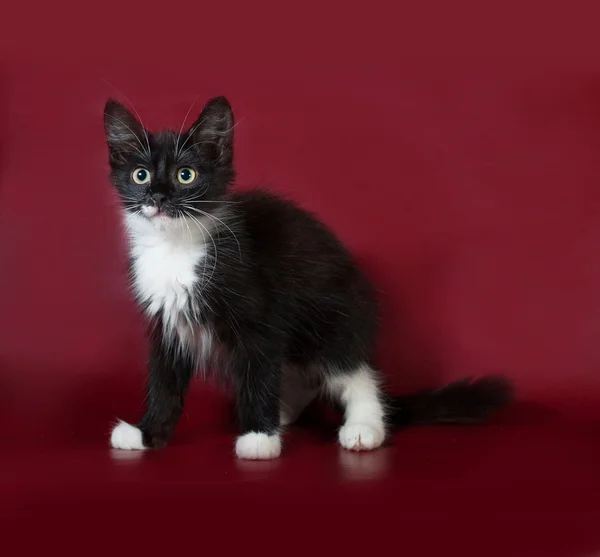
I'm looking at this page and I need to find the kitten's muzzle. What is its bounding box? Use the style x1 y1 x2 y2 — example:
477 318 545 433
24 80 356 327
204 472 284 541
142 192 168 218
150 193 166 208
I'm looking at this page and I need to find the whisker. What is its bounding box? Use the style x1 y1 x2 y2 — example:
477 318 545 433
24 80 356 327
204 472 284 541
179 209 209 295
104 113 150 159
179 191 240 205
174 95 200 160
177 139 223 160
100 78 152 158
178 189 210 203
176 116 209 159
176 119 241 161
183 205 242 261
177 209 206 325
182 210 218 291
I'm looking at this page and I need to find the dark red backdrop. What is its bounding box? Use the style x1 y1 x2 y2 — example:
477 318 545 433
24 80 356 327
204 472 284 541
2 2 600 556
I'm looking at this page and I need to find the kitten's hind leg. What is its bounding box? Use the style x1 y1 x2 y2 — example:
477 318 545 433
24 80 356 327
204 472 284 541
280 366 319 427
325 364 386 451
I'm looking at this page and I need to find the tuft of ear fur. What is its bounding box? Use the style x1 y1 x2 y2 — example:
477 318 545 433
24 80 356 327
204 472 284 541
188 96 234 168
103 99 147 164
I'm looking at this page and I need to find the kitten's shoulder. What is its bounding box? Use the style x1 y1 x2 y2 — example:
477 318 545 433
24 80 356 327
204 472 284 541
222 188 341 253
224 188 314 222
226 188 298 209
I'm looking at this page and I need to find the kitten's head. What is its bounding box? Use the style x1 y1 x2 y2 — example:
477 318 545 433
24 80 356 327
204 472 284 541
104 96 235 223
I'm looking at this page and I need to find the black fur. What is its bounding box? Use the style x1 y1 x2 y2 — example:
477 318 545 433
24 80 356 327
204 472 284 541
104 96 514 454
384 376 515 426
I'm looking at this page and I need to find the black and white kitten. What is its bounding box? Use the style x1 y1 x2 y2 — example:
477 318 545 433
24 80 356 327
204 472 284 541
104 96 513 460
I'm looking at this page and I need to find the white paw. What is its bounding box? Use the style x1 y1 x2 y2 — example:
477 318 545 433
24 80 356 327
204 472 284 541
235 432 281 460
338 422 385 451
110 420 146 450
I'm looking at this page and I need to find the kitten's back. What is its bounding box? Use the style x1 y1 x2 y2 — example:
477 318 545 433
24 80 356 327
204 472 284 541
218 189 379 368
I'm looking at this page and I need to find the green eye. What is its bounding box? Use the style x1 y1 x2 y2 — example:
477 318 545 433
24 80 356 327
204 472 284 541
132 168 150 185
177 167 196 184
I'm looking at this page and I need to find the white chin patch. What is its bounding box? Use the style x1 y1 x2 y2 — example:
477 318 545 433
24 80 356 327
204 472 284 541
235 432 282 460
141 205 158 218
110 420 147 450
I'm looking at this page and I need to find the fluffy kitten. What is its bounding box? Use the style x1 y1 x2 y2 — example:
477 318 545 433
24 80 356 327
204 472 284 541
104 96 513 459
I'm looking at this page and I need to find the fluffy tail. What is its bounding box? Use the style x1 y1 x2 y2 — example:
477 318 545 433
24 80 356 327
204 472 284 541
384 376 514 426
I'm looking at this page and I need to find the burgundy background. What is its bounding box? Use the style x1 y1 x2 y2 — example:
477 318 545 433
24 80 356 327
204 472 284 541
2 2 600 555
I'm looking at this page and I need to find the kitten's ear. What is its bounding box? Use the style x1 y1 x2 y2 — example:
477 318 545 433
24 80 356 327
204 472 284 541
103 99 146 164
189 96 234 167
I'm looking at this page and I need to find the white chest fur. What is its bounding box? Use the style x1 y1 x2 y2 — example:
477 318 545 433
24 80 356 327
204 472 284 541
124 212 210 344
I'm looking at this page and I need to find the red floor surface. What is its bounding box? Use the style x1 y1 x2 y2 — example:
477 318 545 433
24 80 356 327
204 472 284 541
2 396 600 556
3 2 600 555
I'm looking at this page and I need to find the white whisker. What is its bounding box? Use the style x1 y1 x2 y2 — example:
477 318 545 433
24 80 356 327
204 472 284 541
104 113 150 159
178 210 209 301
183 210 218 291
177 139 222 160
100 78 152 158
176 116 209 159
183 205 242 261
176 121 240 160
174 95 200 160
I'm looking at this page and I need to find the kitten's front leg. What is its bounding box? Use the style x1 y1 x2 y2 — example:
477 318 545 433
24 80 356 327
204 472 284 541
110 331 194 450
233 354 282 460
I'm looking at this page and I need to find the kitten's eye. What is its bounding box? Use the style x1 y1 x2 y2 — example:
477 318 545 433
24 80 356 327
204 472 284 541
132 168 151 185
177 167 196 184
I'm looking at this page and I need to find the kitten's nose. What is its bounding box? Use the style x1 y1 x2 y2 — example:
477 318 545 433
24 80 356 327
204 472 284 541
150 193 166 208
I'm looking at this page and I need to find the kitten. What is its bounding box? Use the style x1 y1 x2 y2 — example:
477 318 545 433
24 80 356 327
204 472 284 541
104 96 513 459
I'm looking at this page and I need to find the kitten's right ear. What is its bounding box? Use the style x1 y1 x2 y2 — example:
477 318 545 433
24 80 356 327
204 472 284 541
103 99 146 164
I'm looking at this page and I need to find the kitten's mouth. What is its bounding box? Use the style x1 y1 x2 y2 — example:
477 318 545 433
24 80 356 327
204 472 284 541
141 205 168 219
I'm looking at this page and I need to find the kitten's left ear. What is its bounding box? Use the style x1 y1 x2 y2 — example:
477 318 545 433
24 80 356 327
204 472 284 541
104 99 147 164
189 96 234 167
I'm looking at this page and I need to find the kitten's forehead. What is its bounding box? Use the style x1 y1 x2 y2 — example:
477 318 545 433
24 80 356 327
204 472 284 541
141 131 174 169
149 130 177 155
147 129 197 166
